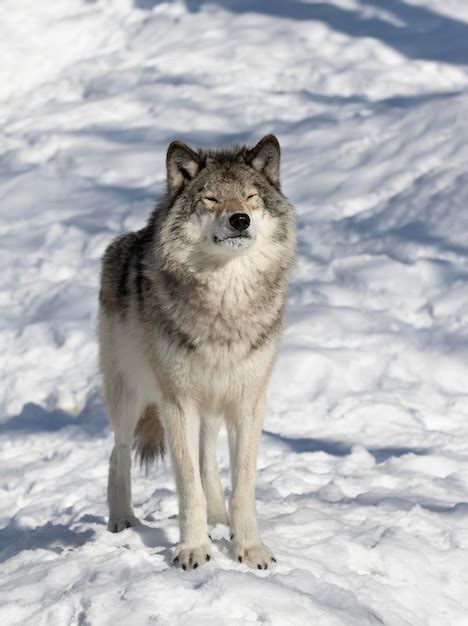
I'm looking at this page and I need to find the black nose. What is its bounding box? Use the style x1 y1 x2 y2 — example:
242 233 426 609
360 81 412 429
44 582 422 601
229 213 250 231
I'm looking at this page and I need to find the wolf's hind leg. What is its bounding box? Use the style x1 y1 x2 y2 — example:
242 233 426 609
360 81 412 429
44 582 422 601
107 444 141 532
200 417 228 526
105 376 143 532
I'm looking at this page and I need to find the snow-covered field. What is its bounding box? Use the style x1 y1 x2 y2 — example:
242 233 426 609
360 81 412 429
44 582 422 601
1 0 468 623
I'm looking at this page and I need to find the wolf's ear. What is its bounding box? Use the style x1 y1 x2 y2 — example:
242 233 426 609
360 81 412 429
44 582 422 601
166 140 201 195
248 135 281 187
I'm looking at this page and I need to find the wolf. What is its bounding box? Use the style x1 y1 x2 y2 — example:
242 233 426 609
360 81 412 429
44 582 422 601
98 134 296 570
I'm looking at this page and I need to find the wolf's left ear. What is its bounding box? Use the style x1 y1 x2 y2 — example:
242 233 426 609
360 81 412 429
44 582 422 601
248 135 281 187
166 140 201 195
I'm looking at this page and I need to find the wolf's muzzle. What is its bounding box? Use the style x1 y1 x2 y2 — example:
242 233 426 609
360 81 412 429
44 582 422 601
229 213 250 231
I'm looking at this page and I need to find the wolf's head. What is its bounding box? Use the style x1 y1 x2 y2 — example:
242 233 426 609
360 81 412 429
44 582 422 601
158 135 294 270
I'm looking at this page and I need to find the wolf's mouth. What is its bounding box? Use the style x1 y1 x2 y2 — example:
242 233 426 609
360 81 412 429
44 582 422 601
213 233 250 243
213 232 252 249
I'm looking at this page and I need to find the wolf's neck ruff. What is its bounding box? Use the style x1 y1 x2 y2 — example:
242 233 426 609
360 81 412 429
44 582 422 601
148 245 290 354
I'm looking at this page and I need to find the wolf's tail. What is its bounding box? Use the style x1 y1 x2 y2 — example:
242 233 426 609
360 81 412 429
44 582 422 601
134 404 166 470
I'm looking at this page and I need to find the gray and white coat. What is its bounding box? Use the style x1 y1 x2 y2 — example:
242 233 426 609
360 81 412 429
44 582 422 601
99 135 296 570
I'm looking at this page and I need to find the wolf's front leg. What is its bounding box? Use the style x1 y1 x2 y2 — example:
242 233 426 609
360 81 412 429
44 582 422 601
200 417 229 526
163 400 212 570
227 396 276 569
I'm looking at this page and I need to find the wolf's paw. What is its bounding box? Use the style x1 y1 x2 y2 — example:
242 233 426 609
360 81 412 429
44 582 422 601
232 542 277 570
107 515 140 533
172 544 212 571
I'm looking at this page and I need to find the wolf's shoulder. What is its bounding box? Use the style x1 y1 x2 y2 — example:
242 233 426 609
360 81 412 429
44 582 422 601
99 227 151 314
102 230 142 267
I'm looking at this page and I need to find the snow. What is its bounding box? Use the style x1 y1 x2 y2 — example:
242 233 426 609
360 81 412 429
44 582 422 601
1 0 468 624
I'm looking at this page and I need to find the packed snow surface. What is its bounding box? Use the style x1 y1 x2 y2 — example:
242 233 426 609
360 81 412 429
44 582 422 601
1 1 468 624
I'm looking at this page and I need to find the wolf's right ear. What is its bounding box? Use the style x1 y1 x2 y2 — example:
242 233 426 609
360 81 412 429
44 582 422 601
166 141 201 195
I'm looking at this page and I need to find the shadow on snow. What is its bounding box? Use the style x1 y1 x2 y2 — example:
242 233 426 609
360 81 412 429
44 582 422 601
263 429 430 463
0 520 95 564
0 393 108 437
182 0 468 65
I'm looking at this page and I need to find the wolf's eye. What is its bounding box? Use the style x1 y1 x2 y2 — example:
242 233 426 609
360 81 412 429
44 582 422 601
204 196 218 203
247 193 258 200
